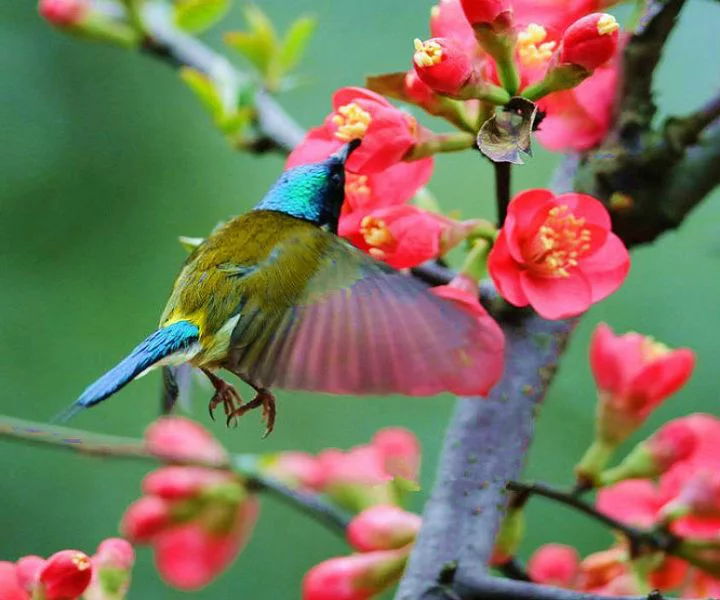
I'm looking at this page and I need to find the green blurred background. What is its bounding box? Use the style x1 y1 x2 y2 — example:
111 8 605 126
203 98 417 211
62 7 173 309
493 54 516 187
1 1 718 597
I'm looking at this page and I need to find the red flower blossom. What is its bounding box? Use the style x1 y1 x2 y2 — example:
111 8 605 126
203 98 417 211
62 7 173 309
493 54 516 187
459 0 511 28
590 323 695 442
430 0 477 55
511 0 604 34
39 0 87 26
559 13 619 71
528 544 579 588
347 506 421 552
302 549 408 600
38 550 93 600
287 88 421 174
488 189 629 319
340 205 476 269
413 37 474 96
122 419 258 590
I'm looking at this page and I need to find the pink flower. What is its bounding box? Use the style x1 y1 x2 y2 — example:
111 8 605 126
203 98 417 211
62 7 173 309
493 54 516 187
145 416 228 465
536 65 618 151
511 0 604 34
287 88 422 174
528 544 579 588
303 550 408 600
121 463 258 590
38 550 93 600
15 556 45 593
84 539 135 600
597 480 664 529
413 37 474 96
430 0 478 55
559 13 619 72
0 562 28 600
590 323 695 442
340 205 469 269
371 429 420 484
429 284 505 395
39 0 87 26
488 189 630 319
347 506 421 552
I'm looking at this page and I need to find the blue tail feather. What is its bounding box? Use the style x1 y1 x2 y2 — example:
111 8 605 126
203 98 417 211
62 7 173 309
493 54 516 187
55 321 200 423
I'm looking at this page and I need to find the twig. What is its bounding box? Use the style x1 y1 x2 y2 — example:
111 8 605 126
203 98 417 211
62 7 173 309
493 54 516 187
494 163 512 227
496 558 531 582
0 416 349 536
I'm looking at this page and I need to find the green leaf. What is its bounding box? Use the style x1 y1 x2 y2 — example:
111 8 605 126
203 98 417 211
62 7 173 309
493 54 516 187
224 31 272 73
476 97 538 164
179 67 224 121
278 16 316 72
174 0 231 34
219 107 253 135
366 72 411 104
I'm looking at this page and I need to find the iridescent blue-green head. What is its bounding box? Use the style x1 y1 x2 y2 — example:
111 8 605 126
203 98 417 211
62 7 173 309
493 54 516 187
253 139 361 233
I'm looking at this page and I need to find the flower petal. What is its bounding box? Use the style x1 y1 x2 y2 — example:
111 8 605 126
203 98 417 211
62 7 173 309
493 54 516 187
520 271 592 319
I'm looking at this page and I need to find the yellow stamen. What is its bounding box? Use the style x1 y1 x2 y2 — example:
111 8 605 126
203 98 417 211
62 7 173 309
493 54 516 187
346 174 371 197
360 216 394 251
517 23 556 67
72 553 92 570
413 38 443 68
529 204 592 278
596 14 619 36
331 102 372 142
640 337 671 362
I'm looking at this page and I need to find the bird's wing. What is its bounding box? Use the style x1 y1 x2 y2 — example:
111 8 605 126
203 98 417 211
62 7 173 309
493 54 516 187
230 233 504 397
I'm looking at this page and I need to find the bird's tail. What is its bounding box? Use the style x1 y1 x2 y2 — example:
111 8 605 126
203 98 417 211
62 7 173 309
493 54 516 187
55 320 200 423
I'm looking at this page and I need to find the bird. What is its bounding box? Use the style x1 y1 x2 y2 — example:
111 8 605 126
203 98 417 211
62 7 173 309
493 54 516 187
57 139 503 436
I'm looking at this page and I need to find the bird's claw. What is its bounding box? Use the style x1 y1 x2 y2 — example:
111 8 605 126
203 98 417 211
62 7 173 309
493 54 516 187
205 376 244 425
225 389 277 437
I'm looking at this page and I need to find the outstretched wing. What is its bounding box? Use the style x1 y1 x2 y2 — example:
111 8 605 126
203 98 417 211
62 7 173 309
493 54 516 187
228 232 503 397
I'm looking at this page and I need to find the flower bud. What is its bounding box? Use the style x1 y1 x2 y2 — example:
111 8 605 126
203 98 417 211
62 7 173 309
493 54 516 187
659 469 720 523
590 323 695 446
39 0 88 26
84 539 135 600
598 419 698 486
347 506 421 552
94 539 135 571
302 550 408 600
38 550 93 600
145 417 228 466
413 37 474 96
372 428 420 484
404 71 439 108
143 466 234 501
459 0 512 30
559 13 619 72
0 562 28 600
528 544 579 588
121 496 172 542
15 556 45 592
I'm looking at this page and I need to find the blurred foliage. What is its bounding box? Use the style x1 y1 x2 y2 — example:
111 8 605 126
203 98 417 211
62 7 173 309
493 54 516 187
0 1 718 598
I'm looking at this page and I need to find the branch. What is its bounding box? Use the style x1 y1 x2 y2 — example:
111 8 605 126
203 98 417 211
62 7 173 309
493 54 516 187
0 416 349 536
395 313 577 599
137 3 304 154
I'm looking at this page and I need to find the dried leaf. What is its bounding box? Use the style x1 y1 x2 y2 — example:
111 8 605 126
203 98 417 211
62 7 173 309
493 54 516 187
366 72 411 104
477 97 538 164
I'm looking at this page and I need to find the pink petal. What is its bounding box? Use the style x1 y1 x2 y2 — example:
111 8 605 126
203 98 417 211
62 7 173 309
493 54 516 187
488 230 529 308
596 480 663 527
579 234 630 302
520 271 592 319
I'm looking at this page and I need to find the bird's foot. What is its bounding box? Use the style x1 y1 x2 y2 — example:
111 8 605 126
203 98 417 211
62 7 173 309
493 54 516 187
202 369 244 425
226 388 276 438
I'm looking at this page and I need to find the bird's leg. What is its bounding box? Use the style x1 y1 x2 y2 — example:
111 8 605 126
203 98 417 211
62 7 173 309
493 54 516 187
201 369 244 425
227 380 277 438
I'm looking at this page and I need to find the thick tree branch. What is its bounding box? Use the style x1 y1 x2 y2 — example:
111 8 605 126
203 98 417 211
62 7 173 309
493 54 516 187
395 313 577 599
0 417 349 536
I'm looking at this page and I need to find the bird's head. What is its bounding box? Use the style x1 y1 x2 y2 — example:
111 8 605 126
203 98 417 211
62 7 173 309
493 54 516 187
254 139 361 233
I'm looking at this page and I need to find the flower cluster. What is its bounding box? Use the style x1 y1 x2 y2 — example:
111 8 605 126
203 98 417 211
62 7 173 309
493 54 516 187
421 0 622 150
0 539 134 600
262 428 426 599
121 418 258 590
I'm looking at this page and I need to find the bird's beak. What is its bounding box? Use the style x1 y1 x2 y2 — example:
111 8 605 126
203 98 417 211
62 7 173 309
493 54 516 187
330 138 362 164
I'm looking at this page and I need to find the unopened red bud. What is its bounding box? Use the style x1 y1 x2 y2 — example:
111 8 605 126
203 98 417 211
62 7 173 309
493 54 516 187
143 466 233 500
347 506 421 552
404 71 438 108
145 417 228 466
16 556 45 592
528 544 579 588
459 0 511 29
121 496 172 542
413 37 474 96
39 550 93 600
38 0 87 26
559 13 619 71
